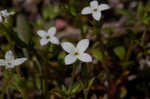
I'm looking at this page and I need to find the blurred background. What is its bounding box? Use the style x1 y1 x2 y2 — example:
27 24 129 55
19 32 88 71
0 0 150 99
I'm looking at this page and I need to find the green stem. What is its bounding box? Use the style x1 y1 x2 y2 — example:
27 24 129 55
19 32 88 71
40 55 49 99
0 71 13 99
84 90 88 99
21 90 27 99
15 68 27 99
41 64 48 99
68 64 76 96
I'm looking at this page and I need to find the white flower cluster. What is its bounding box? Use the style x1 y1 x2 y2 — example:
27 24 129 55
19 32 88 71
0 9 15 23
37 0 110 65
37 27 92 65
0 10 26 69
0 0 110 68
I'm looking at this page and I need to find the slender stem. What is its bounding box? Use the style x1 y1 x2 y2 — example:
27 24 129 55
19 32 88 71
0 71 13 99
21 90 27 99
16 67 23 79
68 64 76 95
15 68 28 99
41 63 49 99
84 90 88 99
40 54 49 99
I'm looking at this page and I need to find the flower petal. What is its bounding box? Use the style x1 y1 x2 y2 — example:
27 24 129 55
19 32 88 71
0 16 2 23
65 54 77 65
4 18 8 23
5 50 14 61
14 58 27 66
147 61 150 67
0 10 7 16
77 39 89 53
78 53 92 62
50 37 59 45
5 65 14 69
92 11 101 21
99 4 110 11
48 27 56 36
37 30 46 37
9 12 15 15
40 38 49 46
81 7 92 15
61 42 75 53
90 0 99 9
0 59 5 66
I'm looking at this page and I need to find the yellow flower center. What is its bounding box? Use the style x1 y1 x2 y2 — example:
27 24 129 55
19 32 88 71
7 61 12 66
73 51 79 56
93 8 98 12
46 36 50 39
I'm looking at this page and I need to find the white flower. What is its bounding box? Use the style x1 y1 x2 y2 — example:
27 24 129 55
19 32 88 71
61 39 92 65
0 10 15 17
0 16 2 23
0 50 27 69
139 56 150 70
0 9 15 23
81 0 110 21
37 27 59 46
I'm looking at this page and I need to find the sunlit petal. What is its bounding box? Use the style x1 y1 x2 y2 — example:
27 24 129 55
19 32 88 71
0 59 5 66
81 7 92 15
78 53 92 62
90 1 99 9
5 64 14 69
14 58 27 66
50 37 59 45
40 38 49 46
0 16 2 23
65 54 77 65
48 27 56 36
37 30 46 37
99 4 110 11
92 11 101 21
77 39 89 53
5 50 14 61
61 42 75 53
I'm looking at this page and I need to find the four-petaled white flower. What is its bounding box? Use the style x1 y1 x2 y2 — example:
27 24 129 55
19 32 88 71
61 39 92 65
0 9 15 23
0 50 27 69
139 56 150 70
81 0 110 21
37 27 59 46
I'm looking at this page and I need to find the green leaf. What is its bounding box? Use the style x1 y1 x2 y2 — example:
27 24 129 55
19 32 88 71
91 49 104 62
120 87 127 98
117 9 133 19
71 82 81 94
16 14 32 44
120 61 134 68
12 74 24 90
70 7 76 16
81 64 88 78
114 46 126 60
33 56 41 73
42 5 59 19
62 85 67 93
42 8 50 19
88 78 95 89
58 51 66 60
137 2 144 20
